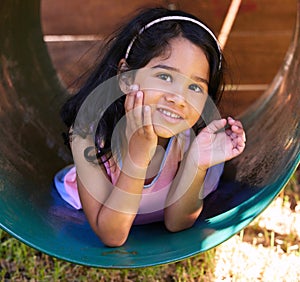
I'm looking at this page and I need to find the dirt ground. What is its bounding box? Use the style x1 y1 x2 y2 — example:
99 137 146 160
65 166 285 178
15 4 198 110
214 174 300 281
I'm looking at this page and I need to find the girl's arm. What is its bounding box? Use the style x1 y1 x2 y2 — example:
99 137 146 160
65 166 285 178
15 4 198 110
77 160 147 247
73 89 157 247
164 117 246 231
164 152 207 232
73 134 149 247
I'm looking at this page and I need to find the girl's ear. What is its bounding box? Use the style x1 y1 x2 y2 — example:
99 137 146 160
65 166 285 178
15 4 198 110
118 58 129 73
118 59 132 94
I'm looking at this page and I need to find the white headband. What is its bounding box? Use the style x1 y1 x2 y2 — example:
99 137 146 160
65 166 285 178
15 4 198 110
124 15 222 70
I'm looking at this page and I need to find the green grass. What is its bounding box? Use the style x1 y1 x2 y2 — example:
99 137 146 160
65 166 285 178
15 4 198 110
0 228 216 281
1 169 299 281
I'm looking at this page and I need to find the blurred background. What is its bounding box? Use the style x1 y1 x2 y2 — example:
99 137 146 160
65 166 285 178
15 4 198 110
41 0 297 117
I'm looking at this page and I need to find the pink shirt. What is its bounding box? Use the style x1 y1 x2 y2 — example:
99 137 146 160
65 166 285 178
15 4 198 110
54 132 223 224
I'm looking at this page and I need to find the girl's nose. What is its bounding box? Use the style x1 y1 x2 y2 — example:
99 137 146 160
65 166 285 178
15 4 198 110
164 92 186 107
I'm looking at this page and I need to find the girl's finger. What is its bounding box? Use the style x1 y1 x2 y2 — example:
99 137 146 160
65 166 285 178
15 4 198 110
232 125 244 135
229 132 238 139
227 117 240 126
134 91 143 107
230 138 237 148
125 91 136 112
227 116 235 124
228 118 243 130
124 84 139 112
133 91 143 122
237 139 246 149
125 95 133 112
233 119 243 128
238 132 246 144
228 119 245 139
130 84 139 92
206 119 227 134
233 126 246 143
142 105 154 135
225 128 232 136
235 143 246 155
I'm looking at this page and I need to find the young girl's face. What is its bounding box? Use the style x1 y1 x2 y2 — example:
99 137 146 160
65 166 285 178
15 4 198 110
134 37 210 138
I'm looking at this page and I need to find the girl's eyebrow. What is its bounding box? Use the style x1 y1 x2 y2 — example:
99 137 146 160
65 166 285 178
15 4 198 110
151 64 209 86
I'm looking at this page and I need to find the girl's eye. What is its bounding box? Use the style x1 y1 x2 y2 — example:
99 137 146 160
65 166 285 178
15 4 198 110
157 73 172 82
189 84 204 93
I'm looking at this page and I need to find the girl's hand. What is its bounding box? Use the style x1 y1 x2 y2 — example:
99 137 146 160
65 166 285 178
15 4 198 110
189 117 246 170
124 85 158 169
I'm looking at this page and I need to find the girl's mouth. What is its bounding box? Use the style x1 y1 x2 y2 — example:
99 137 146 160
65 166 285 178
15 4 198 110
158 108 182 119
157 108 184 123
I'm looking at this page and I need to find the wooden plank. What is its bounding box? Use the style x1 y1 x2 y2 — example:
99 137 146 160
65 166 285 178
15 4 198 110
46 41 103 89
224 32 294 84
41 0 297 35
42 0 160 35
232 0 297 32
41 0 230 35
223 0 297 84
220 90 263 116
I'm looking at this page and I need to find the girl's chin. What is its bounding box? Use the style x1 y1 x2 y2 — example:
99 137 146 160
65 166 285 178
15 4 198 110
152 113 191 138
153 124 187 138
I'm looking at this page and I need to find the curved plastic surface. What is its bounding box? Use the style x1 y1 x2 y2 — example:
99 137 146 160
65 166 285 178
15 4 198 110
0 0 299 268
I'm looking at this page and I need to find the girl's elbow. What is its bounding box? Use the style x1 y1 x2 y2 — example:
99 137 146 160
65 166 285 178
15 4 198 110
101 235 128 247
164 210 201 233
164 218 195 233
94 221 130 247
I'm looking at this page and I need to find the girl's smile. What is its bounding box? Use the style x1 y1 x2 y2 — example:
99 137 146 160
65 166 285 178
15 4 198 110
134 37 210 138
157 107 184 122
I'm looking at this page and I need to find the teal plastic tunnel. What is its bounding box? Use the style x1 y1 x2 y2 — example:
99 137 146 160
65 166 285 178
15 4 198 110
0 1 299 268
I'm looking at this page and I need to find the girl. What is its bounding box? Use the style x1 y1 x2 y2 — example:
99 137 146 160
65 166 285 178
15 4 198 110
55 7 246 247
